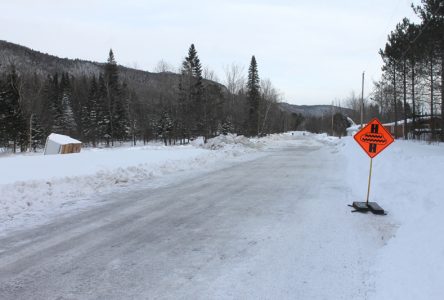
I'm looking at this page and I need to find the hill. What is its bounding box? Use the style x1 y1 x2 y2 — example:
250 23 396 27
279 102 355 118
1 40 351 119
0 40 224 99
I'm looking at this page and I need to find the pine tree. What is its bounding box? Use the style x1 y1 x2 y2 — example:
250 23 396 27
30 114 45 151
0 66 28 152
44 73 64 134
179 44 204 138
60 73 77 136
81 76 99 145
103 49 128 144
105 49 119 91
113 83 129 142
98 73 111 144
0 76 8 148
220 118 234 135
157 111 173 145
247 55 260 136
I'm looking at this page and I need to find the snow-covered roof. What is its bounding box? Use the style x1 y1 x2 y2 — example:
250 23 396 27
47 133 81 145
383 116 439 127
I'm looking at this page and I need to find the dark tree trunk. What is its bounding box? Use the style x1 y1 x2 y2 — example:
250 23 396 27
393 64 398 138
403 60 408 139
441 50 444 141
411 61 416 138
430 58 435 139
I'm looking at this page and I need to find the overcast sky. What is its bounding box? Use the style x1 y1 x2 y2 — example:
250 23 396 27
0 0 420 105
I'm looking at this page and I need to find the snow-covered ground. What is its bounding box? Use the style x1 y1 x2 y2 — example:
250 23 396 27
0 133 306 234
339 136 444 300
1 132 443 299
0 135 256 234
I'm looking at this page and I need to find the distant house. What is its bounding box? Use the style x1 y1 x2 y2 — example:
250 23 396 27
382 120 405 138
383 116 442 140
44 133 82 155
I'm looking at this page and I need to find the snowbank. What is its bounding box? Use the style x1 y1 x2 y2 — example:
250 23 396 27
202 133 260 150
339 136 444 299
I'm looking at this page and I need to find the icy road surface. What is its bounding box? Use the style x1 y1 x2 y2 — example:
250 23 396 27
0 137 391 299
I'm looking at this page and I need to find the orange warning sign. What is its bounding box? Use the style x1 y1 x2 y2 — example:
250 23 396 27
354 118 394 158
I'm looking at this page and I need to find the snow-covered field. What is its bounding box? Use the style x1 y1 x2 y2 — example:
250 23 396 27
1 132 443 299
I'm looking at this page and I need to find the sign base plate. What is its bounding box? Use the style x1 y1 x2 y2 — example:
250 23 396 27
351 202 370 212
368 202 385 215
349 202 386 215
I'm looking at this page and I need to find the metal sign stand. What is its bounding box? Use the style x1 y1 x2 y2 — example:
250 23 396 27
349 118 392 215
350 158 385 215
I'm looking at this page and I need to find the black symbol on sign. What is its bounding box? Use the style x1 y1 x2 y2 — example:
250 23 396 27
371 124 379 133
369 143 377 153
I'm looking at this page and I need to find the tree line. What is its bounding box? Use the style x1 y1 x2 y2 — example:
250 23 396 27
373 0 444 140
0 44 303 152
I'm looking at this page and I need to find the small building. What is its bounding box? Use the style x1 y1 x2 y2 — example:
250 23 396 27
383 121 405 138
383 116 442 140
44 133 82 155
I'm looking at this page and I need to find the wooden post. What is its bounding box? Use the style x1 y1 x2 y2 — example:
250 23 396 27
360 72 365 128
366 157 373 205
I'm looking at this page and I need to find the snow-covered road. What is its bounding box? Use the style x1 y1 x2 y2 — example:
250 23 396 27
0 136 392 299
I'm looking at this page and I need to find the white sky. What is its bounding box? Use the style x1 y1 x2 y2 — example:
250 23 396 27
0 0 420 105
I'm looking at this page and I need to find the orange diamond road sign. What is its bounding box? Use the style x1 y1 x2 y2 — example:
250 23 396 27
354 118 394 158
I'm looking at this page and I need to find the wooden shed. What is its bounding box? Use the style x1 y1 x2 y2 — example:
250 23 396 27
44 133 82 155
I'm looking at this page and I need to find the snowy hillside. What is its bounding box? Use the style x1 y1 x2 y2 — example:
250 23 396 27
279 102 355 118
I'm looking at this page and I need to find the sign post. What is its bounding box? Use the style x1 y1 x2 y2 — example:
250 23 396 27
351 118 394 214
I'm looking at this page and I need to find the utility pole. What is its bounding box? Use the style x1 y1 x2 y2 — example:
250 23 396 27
331 101 334 136
360 71 365 128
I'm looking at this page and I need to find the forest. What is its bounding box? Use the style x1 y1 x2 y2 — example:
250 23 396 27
0 43 303 153
372 0 444 140
2 0 442 153
303 0 444 141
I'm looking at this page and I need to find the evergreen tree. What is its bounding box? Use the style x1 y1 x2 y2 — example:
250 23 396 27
113 82 129 142
60 73 77 135
220 118 234 135
0 76 8 148
105 49 119 91
30 114 45 151
45 73 64 134
157 111 173 145
103 49 128 144
0 66 28 152
247 55 260 136
179 44 204 138
81 76 95 144
98 73 110 143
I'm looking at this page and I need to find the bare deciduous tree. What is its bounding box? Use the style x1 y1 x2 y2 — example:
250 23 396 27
223 63 245 95
154 59 174 73
203 66 219 82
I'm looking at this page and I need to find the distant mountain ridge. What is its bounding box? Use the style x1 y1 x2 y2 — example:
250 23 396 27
279 102 355 118
0 40 350 117
0 40 225 99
